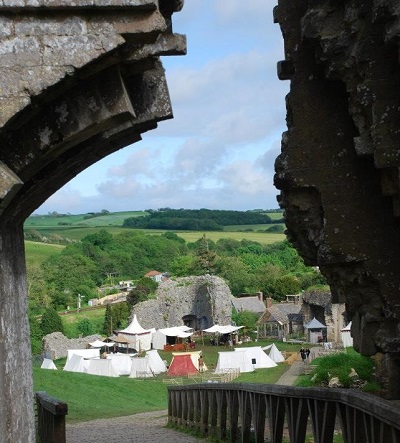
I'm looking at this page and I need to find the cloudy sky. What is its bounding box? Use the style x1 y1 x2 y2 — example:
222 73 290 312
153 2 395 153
36 0 289 215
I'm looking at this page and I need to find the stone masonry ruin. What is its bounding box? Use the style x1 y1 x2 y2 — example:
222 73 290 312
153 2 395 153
131 275 234 330
274 0 400 397
0 1 185 441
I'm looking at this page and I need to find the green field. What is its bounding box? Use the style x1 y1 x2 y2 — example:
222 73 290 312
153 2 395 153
24 241 64 265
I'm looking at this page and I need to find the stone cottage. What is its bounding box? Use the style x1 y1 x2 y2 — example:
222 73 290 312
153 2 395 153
130 275 234 331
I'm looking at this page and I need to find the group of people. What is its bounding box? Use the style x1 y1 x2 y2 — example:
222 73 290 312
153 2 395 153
300 347 311 363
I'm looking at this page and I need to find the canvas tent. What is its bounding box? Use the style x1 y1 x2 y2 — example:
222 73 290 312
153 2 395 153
107 354 132 375
130 357 154 378
215 351 254 374
67 348 99 361
152 326 193 350
63 354 89 373
203 325 243 334
41 358 57 370
262 343 285 363
89 339 115 349
117 315 153 351
170 351 207 372
234 346 277 368
146 349 167 374
86 359 119 377
167 353 198 376
341 321 353 348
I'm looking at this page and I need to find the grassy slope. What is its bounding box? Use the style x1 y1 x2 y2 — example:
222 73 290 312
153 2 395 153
25 241 64 265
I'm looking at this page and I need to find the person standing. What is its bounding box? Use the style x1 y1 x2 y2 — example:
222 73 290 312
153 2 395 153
300 347 307 363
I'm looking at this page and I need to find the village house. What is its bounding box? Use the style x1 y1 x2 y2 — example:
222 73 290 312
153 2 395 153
231 291 266 317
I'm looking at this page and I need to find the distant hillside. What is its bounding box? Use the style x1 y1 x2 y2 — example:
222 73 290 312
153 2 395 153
123 208 281 231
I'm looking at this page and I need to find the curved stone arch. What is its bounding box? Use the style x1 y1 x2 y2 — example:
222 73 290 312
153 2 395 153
0 2 185 441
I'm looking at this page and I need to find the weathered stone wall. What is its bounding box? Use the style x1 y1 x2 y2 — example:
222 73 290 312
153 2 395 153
0 2 185 440
274 0 400 396
42 332 102 360
131 275 234 330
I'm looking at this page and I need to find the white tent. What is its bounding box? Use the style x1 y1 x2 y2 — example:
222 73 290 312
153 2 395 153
41 358 57 370
234 346 277 368
262 343 285 363
86 359 119 377
107 354 132 376
129 357 154 378
341 321 353 348
89 339 115 348
67 349 99 361
203 325 243 334
63 354 89 373
146 350 167 374
118 315 153 351
215 351 254 374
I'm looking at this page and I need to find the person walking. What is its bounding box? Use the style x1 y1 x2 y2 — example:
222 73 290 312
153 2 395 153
300 347 307 364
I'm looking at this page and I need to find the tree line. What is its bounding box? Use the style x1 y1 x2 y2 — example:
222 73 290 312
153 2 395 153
123 208 280 230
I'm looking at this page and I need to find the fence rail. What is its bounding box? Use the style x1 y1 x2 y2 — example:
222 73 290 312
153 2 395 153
35 391 68 443
168 383 400 442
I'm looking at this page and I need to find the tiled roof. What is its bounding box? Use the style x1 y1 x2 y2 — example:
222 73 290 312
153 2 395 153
232 296 265 314
257 303 302 325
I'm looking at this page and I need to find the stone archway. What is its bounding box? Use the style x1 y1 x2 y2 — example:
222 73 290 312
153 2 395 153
0 2 185 441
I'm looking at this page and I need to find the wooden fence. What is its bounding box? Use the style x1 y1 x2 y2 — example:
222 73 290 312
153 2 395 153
168 383 400 442
35 391 68 443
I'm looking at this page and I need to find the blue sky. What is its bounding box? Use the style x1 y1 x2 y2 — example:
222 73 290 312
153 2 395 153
37 0 289 215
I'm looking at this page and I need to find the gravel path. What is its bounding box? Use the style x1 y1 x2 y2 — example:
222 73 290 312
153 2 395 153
67 410 207 443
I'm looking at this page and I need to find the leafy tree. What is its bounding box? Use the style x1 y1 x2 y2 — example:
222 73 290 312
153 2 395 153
111 302 130 330
76 318 94 336
272 274 301 300
231 310 259 335
127 278 158 306
194 234 217 274
170 255 197 277
41 307 64 336
103 304 113 336
29 314 43 355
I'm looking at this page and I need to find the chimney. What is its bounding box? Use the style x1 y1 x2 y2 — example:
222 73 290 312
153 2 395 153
258 291 263 302
266 297 272 309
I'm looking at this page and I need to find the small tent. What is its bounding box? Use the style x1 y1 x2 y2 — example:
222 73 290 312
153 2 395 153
130 357 154 378
146 350 167 374
167 354 198 376
152 326 193 350
341 321 353 348
63 354 88 373
107 354 132 376
215 351 254 374
67 348 99 361
41 358 57 370
86 359 119 377
263 343 285 363
170 351 207 372
234 346 277 368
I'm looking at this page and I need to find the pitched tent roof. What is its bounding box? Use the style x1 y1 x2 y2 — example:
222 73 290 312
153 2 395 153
170 351 207 371
234 346 277 368
146 349 167 374
167 354 198 376
119 314 152 335
129 357 154 378
215 351 254 373
86 359 119 377
304 317 327 329
263 343 285 363
63 354 88 373
107 354 132 376
41 358 57 370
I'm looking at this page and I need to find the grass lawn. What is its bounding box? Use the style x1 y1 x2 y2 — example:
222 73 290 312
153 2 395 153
61 308 108 338
34 339 298 424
